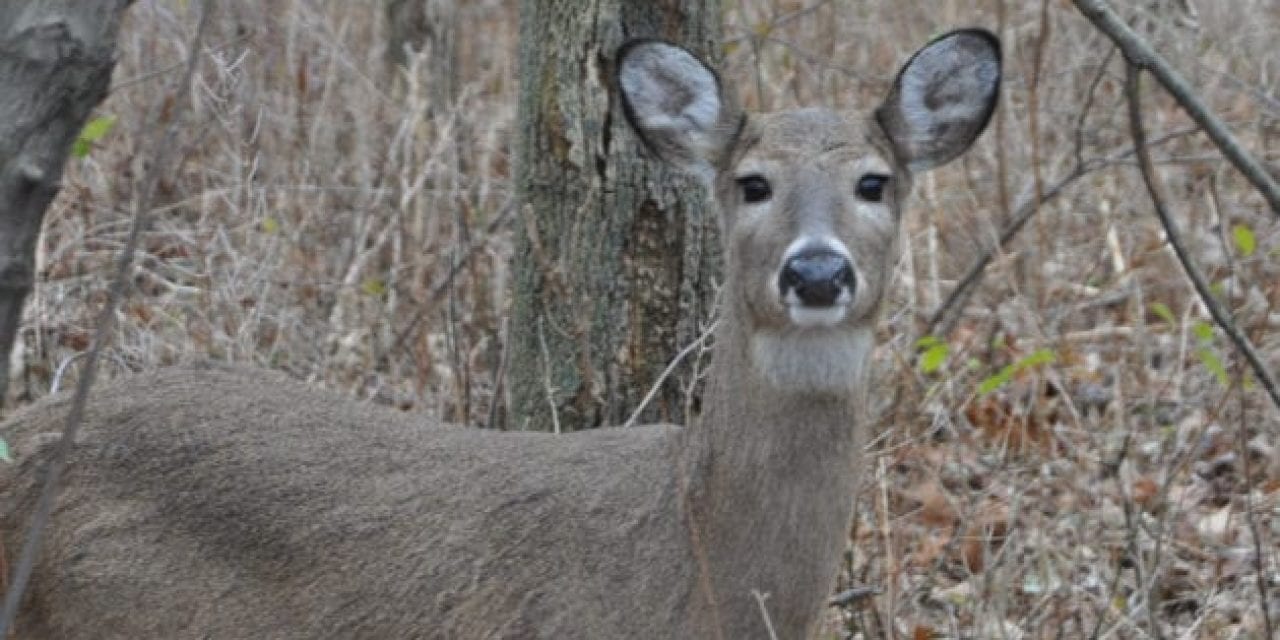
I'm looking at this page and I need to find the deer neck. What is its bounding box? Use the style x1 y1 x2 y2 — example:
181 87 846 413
676 308 870 636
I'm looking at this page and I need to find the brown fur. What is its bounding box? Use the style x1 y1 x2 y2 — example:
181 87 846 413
2 31 999 639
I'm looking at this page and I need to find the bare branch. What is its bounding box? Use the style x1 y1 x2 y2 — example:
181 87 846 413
1073 0 1280 216
623 319 718 428
1073 45 1118 169
1236 362 1276 639
1123 62 1280 415
750 589 780 640
829 585 882 607
376 201 513 371
926 128 1199 337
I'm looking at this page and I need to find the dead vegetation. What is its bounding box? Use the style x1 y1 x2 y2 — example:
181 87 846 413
4 0 1277 637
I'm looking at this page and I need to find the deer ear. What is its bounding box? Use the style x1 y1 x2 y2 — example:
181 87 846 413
876 29 1001 172
616 39 738 181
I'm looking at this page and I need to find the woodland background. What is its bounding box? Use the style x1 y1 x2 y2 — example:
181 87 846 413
2 0 1278 637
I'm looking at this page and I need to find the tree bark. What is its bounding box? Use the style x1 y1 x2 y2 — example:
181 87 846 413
510 0 723 432
0 0 134 408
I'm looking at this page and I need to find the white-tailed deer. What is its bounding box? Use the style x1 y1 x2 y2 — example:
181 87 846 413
1 30 999 639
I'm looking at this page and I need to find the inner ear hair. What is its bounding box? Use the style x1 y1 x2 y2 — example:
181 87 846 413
877 29 1001 172
615 39 731 178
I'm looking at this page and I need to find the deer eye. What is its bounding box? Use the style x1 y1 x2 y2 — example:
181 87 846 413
736 175 772 203
856 174 890 202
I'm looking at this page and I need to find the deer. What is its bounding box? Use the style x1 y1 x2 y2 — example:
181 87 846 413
0 29 999 639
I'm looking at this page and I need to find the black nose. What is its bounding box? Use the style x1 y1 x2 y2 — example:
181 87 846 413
778 250 855 307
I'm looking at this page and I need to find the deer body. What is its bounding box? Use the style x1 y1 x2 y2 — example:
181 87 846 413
1 31 999 639
4 365 697 638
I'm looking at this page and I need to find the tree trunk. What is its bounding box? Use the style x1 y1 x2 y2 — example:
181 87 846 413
0 0 134 408
510 0 722 432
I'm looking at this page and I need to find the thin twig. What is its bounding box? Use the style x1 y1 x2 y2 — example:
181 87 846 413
1072 0 1280 216
925 127 1200 337
1244 416 1276 639
722 0 837 44
1115 379 1164 638
875 457 896 630
750 589 780 640
1123 64 1280 414
485 317 510 430
829 585 882 608
377 202 512 369
993 0 1010 229
623 319 719 428
1028 0 1052 311
0 3 213 635
1217 173 1277 640
536 319 561 435
109 31 251 94
1237 349 1276 639
1073 45 1118 170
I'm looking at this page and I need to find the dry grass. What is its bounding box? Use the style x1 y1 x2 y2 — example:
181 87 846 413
7 0 1279 637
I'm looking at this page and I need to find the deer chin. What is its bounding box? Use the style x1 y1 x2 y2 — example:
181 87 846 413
749 327 872 395
786 304 849 327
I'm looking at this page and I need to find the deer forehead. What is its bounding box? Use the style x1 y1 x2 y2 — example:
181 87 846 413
720 108 899 244
730 108 894 172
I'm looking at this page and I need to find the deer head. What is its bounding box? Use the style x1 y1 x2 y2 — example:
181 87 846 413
617 31 1000 393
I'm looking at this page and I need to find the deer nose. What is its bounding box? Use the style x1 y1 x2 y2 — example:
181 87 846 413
779 250 855 307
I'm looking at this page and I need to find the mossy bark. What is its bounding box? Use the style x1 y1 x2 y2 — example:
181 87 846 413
0 0 133 407
510 0 722 432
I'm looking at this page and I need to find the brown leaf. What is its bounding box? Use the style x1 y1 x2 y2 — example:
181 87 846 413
1132 476 1159 510
961 537 987 573
915 481 957 528
966 395 1055 457
60 330 91 352
960 499 1009 573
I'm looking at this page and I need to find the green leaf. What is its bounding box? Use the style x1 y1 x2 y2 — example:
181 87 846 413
1112 594 1128 611
82 116 116 141
977 348 1057 395
360 278 387 297
978 368 1013 394
1149 302 1177 327
1192 320 1215 343
915 336 951 374
1014 348 1057 370
261 217 280 234
1197 347 1230 387
920 347 948 373
0 438 10 464
73 115 117 158
1232 223 1256 257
